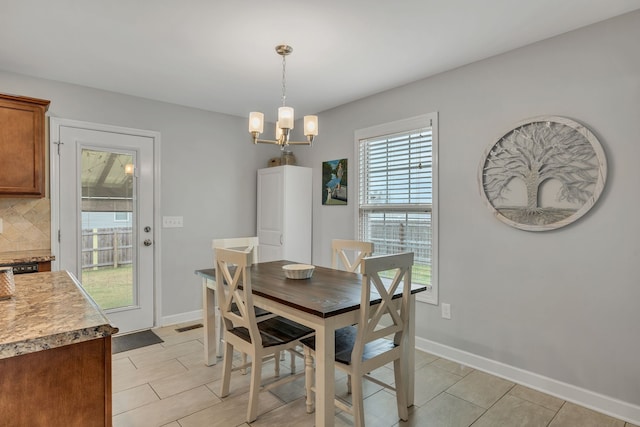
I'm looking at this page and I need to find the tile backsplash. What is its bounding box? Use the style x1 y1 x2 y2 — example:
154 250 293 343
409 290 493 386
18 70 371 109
0 198 51 252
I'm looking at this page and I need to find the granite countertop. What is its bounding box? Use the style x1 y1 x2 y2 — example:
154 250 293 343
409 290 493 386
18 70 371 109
0 271 118 359
0 249 55 265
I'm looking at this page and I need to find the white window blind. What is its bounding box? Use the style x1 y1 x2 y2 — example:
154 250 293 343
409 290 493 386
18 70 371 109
356 114 437 304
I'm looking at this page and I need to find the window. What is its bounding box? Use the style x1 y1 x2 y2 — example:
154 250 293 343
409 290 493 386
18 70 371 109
355 113 438 304
114 212 131 222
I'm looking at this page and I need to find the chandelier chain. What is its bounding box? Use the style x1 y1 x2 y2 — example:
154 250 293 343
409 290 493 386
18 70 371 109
281 54 287 107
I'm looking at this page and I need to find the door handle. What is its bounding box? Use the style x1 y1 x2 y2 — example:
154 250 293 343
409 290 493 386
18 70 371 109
144 239 153 246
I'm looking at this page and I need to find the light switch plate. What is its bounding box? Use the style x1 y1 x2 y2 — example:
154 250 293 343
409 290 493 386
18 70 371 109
441 303 451 319
162 216 183 228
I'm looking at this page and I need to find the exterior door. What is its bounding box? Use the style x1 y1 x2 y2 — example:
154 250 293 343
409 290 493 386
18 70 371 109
51 119 158 334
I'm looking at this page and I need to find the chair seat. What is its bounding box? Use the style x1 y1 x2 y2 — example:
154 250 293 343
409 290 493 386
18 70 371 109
229 316 314 348
301 325 397 365
230 302 271 318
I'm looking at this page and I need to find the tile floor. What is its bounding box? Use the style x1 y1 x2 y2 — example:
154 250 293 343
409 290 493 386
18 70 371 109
112 324 639 427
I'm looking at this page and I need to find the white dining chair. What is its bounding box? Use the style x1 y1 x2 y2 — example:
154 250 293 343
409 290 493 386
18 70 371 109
215 247 314 423
331 239 375 391
212 237 289 372
302 252 414 427
331 239 374 273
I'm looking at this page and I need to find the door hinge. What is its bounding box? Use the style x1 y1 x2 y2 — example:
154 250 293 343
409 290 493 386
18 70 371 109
58 229 61 243
53 141 64 155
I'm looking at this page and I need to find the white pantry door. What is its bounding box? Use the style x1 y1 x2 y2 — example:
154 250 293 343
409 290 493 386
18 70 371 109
51 119 158 334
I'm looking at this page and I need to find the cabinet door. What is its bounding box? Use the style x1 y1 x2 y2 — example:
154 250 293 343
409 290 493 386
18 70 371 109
0 94 50 197
257 167 284 250
280 167 312 263
257 166 312 264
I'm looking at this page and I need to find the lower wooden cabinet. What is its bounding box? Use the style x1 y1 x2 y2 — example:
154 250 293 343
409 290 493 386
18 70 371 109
37 261 51 272
0 337 113 427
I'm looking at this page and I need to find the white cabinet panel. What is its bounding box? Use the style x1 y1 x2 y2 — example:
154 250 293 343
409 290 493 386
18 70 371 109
257 166 312 264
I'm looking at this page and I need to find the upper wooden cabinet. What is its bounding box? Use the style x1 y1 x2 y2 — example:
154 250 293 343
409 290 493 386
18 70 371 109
0 93 50 197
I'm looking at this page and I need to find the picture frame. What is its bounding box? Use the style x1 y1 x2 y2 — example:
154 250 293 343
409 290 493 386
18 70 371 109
322 158 347 205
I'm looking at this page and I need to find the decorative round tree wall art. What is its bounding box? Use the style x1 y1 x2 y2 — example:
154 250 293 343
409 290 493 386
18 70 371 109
479 116 607 231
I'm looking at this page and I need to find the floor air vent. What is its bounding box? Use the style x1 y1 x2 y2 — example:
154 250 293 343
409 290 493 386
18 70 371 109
175 323 203 333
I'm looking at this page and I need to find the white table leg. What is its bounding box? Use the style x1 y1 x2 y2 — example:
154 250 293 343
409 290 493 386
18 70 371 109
216 306 224 359
202 278 217 366
315 320 336 427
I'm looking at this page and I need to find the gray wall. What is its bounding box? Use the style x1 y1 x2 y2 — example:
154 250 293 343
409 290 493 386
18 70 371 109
1 8 638 415
0 71 277 318
297 10 640 409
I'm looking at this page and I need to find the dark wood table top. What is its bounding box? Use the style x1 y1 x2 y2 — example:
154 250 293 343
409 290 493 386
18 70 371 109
196 260 427 319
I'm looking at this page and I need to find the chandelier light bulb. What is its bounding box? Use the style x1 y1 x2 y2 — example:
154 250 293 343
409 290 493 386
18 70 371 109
304 116 318 136
278 107 294 129
249 112 264 133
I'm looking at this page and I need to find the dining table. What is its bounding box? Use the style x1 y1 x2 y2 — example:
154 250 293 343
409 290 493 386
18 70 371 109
195 260 426 427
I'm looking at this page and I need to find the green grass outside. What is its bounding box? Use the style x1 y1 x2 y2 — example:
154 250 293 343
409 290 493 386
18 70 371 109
380 263 431 286
81 265 133 310
412 264 431 285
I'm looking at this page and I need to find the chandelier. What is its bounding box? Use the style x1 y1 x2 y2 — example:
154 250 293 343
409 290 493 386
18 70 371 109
248 44 318 148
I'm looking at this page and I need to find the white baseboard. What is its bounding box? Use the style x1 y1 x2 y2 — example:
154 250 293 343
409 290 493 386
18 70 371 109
416 337 640 426
160 309 202 327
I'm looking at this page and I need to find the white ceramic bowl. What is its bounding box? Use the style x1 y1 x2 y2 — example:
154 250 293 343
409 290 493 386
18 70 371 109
282 264 315 279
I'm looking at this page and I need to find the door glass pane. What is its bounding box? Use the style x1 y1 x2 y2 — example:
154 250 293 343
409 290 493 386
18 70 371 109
80 148 136 310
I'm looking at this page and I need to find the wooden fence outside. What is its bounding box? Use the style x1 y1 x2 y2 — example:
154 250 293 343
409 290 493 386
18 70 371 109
81 222 431 270
366 216 432 266
82 227 133 269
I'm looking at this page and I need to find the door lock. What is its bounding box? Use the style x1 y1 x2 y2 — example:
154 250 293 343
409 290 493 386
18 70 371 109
144 226 151 233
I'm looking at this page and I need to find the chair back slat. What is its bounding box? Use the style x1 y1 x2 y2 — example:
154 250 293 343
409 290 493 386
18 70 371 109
331 239 374 273
220 269 247 326
213 236 259 264
353 252 414 361
215 247 261 346
368 269 405 331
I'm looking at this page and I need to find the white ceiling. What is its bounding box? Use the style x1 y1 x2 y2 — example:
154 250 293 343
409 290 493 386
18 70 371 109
2 1 640 123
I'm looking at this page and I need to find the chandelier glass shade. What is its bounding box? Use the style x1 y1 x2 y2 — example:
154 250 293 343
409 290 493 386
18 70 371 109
248 45 318 148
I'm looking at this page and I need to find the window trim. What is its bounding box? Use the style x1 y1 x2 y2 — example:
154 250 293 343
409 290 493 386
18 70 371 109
354 113 438 305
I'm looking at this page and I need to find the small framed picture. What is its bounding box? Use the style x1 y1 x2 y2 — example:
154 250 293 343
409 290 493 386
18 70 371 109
322 158 347 205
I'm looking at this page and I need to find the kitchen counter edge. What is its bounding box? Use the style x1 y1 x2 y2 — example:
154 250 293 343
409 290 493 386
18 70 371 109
0 271 118 359
0 249 56 265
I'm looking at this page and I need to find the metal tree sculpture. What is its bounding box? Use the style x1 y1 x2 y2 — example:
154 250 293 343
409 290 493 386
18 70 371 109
480 117 607 231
